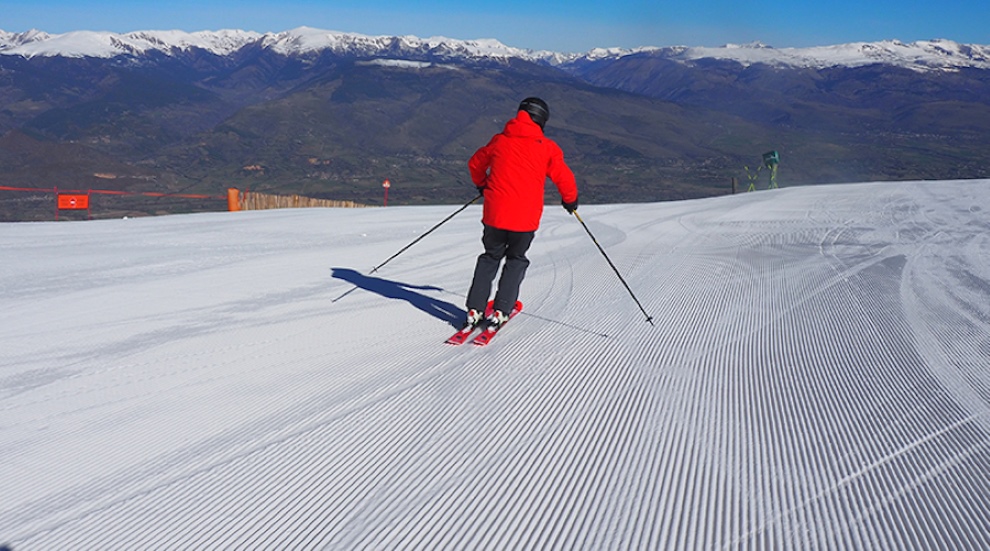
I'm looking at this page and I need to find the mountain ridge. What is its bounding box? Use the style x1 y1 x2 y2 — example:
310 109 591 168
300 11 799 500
2 27 990 221
3 27 990 72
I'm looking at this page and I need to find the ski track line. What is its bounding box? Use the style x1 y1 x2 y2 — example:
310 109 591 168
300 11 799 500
4 312 464 544
720 189 990 548
17 344 490 548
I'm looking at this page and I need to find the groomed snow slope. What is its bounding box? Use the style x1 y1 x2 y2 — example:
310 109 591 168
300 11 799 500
2 180 989 549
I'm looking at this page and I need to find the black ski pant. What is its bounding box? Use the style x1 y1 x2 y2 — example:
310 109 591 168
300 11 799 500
467 225 535 315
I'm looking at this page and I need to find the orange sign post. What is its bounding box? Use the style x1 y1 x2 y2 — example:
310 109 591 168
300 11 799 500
55 190 91 220
57 194 90 210
383 178 391 207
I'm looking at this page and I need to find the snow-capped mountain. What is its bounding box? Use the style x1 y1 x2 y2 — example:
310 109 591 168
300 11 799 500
0 28 264 58
0 27 541 63
2 26 990 222
599 39 990 71
2 27 989 72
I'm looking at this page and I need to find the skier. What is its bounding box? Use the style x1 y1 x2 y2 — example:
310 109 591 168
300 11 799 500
462 97 580 332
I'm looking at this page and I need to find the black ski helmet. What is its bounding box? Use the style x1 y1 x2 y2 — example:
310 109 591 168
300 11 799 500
518 97 549 129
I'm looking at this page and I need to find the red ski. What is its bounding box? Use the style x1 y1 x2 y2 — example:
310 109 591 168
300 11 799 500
445 327 478 345
472 301 523 346
445 302 494 345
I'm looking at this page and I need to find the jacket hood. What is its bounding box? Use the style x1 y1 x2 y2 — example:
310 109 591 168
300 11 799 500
502 111 544 138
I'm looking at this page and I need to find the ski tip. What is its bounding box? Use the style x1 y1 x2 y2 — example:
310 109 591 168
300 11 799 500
445 329 474 345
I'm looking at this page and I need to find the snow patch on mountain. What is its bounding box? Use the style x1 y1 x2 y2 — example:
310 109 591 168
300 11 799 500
356 59 461 71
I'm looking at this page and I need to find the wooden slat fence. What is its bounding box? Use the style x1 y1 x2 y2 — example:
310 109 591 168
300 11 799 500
232 189 368 211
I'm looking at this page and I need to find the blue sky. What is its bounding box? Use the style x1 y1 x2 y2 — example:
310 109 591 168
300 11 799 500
4 0 988 52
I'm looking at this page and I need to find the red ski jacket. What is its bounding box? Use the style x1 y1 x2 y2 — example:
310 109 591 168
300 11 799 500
469 111 578 232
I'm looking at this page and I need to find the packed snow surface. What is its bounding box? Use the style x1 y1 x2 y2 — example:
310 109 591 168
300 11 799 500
2 180 989 549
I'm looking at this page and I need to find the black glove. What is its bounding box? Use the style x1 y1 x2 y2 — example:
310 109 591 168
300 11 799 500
562 196 579 214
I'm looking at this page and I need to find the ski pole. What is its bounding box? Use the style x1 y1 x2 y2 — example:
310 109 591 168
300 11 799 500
572 210 655 325
369 192 483 274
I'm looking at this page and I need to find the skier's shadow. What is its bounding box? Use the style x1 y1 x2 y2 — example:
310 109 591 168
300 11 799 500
332 268 464 327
